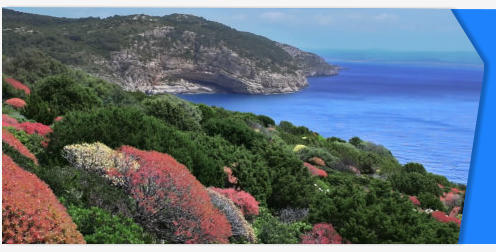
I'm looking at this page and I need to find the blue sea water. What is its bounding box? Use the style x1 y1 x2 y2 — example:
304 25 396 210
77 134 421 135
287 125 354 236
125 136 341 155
179 61 483 184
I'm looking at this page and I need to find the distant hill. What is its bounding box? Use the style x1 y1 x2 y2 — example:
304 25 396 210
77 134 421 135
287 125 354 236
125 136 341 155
2 9 338 94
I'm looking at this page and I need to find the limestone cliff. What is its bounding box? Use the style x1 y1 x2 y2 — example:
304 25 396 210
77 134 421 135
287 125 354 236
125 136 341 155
3 10 339 94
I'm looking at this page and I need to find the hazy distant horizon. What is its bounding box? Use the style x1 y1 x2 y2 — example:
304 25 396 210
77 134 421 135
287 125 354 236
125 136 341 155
314 49 484 66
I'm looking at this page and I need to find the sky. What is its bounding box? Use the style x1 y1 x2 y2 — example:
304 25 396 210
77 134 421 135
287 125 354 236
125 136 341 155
8 8 478 54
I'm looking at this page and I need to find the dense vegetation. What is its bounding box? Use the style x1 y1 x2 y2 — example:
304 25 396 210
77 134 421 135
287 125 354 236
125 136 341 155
2 45 465 244
2 9 297 74
67 206 152 244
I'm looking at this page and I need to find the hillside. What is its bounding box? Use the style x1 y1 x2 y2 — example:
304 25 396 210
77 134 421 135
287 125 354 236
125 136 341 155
3 53 464 244
2 9 338 94
2 9 464 245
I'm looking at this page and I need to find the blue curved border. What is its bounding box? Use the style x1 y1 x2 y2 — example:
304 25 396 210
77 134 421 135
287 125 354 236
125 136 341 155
452 9 496 244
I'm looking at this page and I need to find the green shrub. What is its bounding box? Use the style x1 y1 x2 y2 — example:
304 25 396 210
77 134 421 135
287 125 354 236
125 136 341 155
327 137 346 143
263 140 314 209
142 94 202 131
404 162 427 174
372 159 402 177
388 172 442 196
278 121 312 135
418 192 446 211
229 149 272 206
359 141 394 157
194 131 272 204
68 206 152 244
23 74 103 124
426 173 454 188
35 162 138 219
256 115 275 127
275 121 325 146
186 133 236 187
197 103 217 123
349 136 362 147
296 146 339 170
358 152 378 174
309 173 459 243
6 127 45 156
2 104 16 116
203 117 263 149
253 207 311 244
324 141 362 167
3 49 69 86
2 143 38 172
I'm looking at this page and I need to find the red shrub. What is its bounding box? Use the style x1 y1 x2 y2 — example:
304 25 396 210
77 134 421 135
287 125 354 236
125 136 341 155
309 157 326 167
449 206 461 218
54 116 64 122
19 122 53 136
440 191 462 208
109 146 232 243
304 162 328 177
210 188 259 217
4 98 26 109
223 166 238 185
5 78 30 95
301 223 343 244
438 184 445 189
2 114 20 128
2 114 52 137
2 154 85 244
409 196 421 206
346 165 361 175
450 187 462 194
2 128 38 165
431 211 461 226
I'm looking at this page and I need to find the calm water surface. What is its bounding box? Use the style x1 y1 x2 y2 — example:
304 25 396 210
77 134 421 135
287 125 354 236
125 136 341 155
180 61 483 184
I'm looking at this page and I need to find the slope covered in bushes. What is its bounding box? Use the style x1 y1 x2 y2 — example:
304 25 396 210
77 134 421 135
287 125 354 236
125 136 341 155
63 143 232 243
1 52 466 243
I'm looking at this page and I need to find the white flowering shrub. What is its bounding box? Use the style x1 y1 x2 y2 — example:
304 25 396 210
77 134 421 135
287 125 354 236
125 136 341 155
207 188 256 243
62 142 140 187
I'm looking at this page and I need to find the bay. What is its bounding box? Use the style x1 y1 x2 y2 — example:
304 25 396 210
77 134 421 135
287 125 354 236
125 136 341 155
179 61 483 184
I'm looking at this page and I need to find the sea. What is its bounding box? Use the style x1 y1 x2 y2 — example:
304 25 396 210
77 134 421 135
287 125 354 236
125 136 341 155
179 53 484 184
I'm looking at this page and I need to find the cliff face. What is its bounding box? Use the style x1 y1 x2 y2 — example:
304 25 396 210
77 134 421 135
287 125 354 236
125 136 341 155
98 26 311 94
3 10 339 94
275 42 339 77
